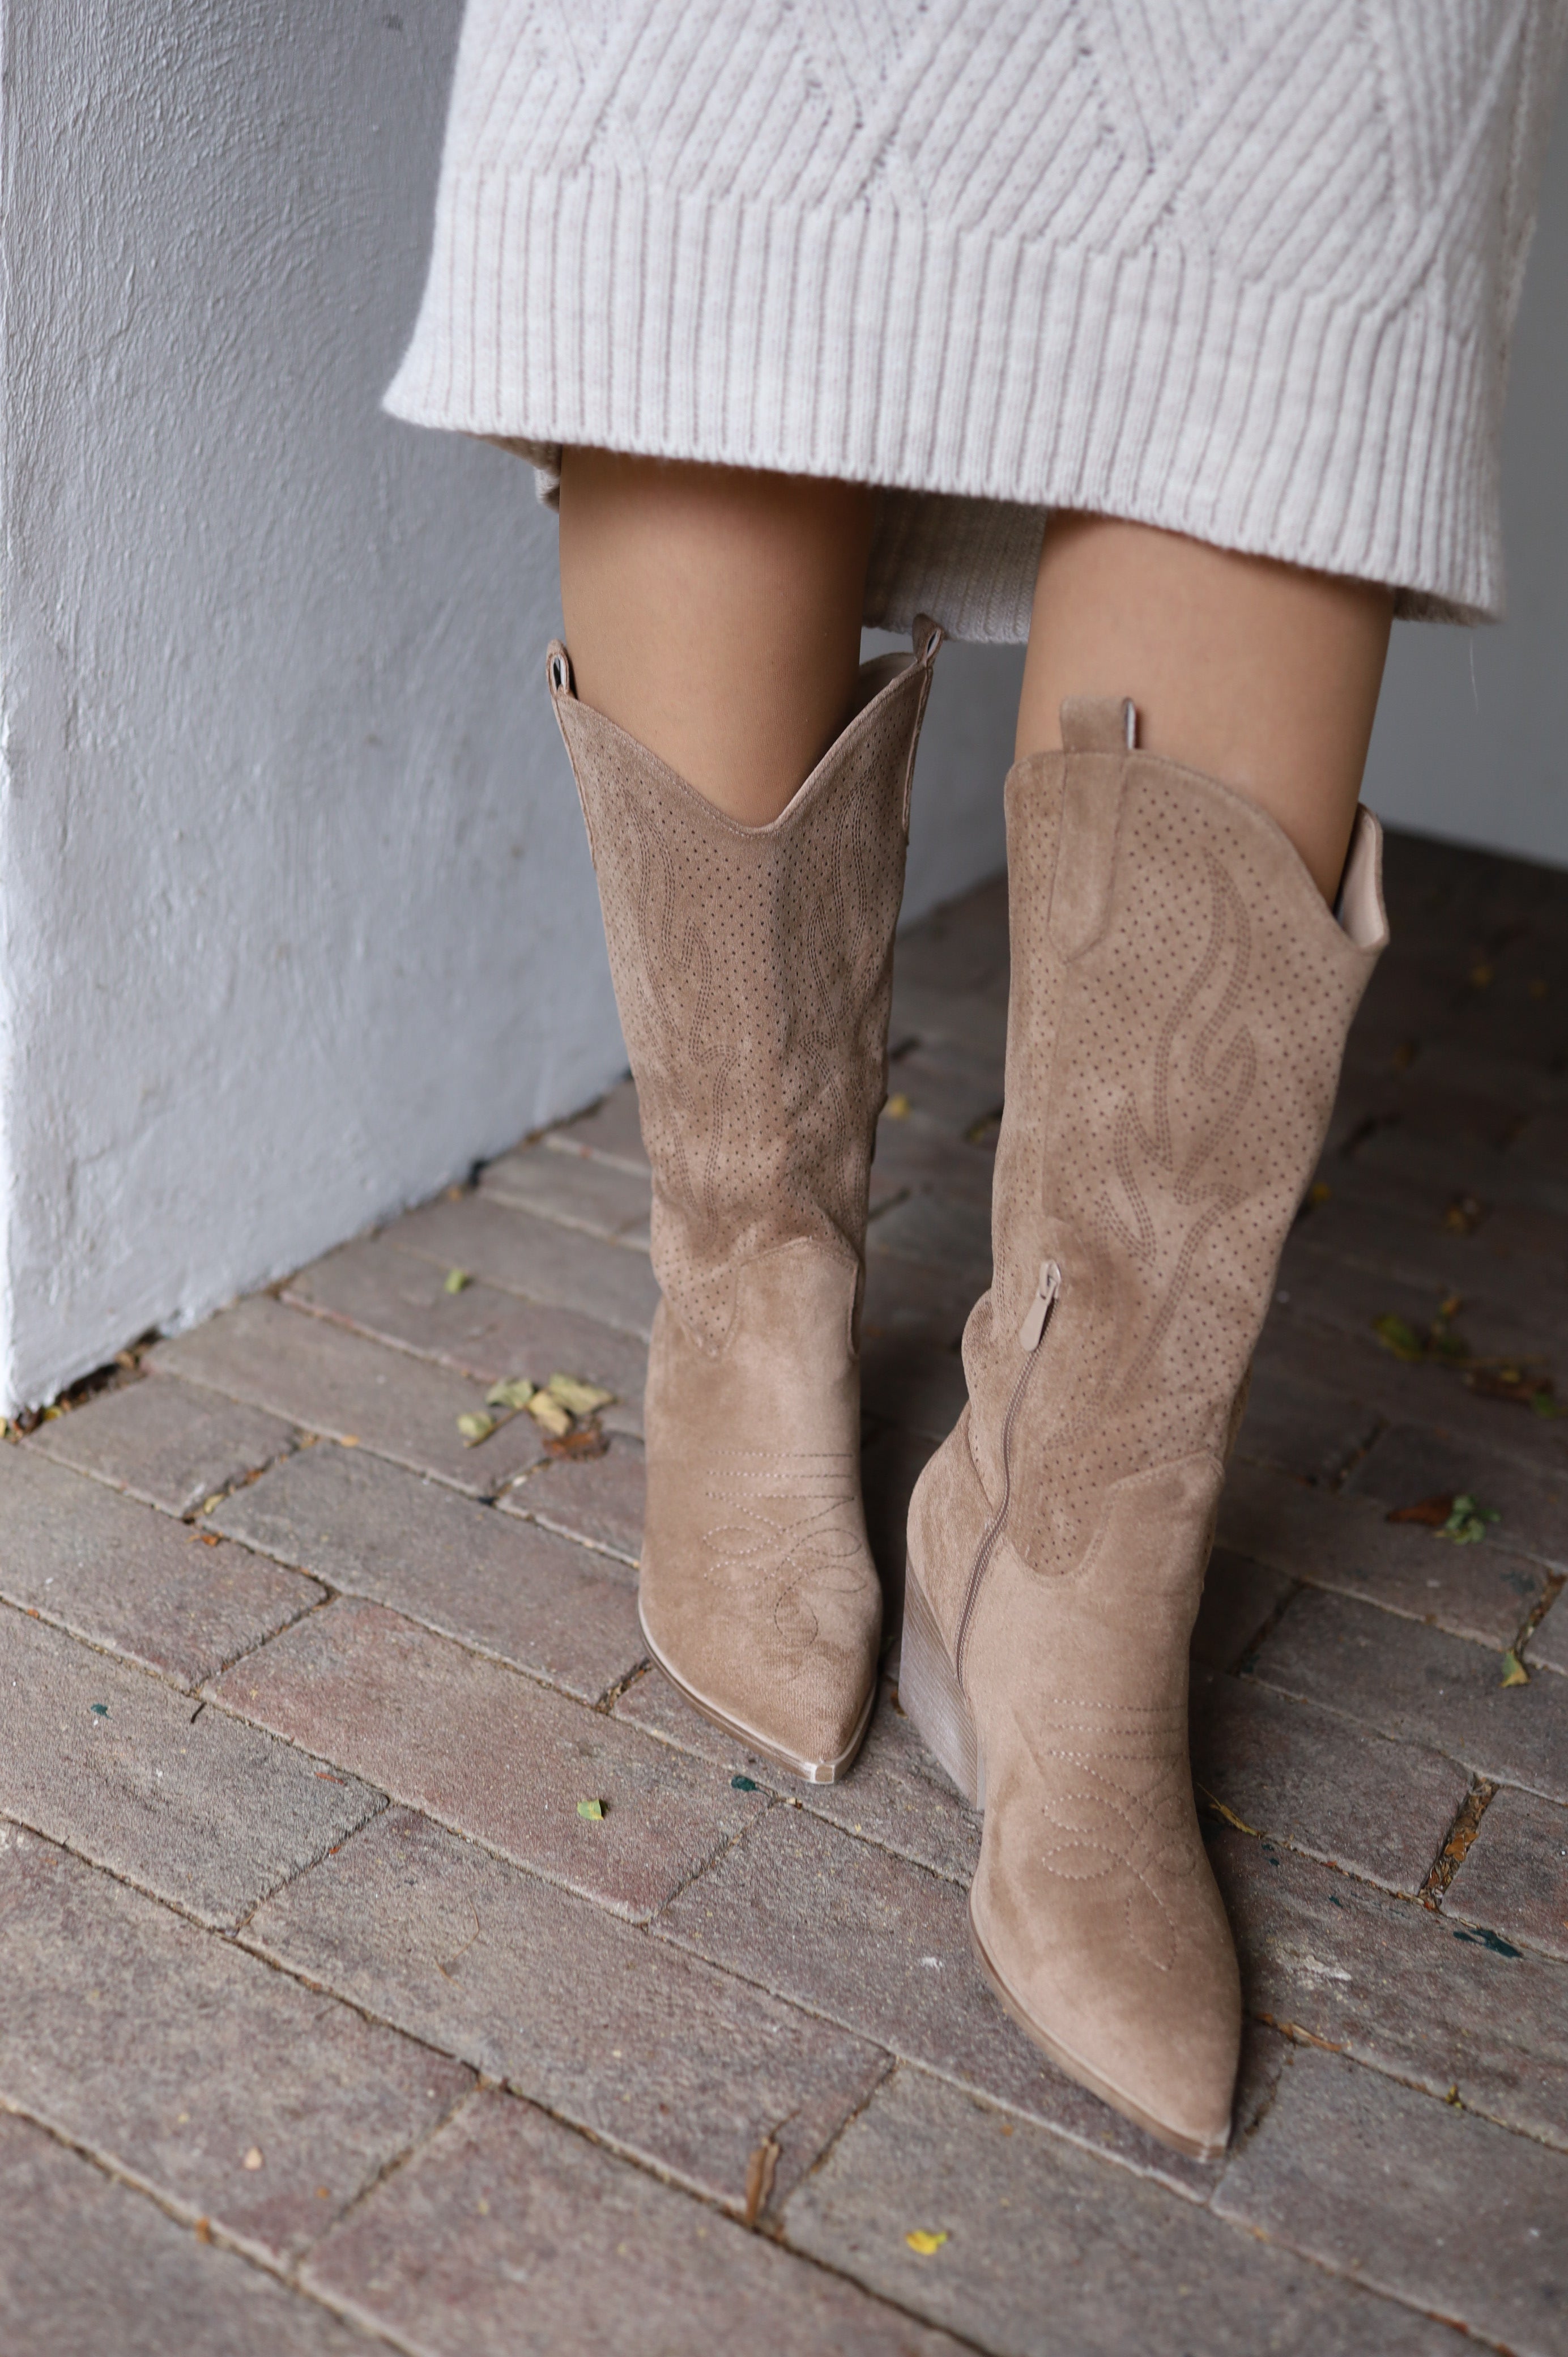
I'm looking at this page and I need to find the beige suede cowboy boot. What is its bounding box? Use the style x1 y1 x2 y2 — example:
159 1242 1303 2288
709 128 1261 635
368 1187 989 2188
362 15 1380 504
549 621 943 1781
902 695 1387 2156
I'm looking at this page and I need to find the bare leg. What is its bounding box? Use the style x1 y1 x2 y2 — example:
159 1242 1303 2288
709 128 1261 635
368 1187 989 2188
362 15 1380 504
1016 516 1393 899
557 450 876 826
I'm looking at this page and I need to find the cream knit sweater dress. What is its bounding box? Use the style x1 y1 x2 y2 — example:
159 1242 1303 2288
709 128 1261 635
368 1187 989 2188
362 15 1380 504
386 2 1566 637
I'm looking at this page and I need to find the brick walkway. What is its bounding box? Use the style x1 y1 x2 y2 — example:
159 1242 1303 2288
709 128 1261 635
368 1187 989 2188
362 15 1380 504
3 828 1567 2356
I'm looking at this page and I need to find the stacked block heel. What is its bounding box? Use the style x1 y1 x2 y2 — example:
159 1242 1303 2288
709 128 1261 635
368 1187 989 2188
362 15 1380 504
898 1567 984 1809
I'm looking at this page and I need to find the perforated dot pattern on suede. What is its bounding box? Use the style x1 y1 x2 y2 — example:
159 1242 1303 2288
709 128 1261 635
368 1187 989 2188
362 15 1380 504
556 661 931 1352
970 752 1384 1577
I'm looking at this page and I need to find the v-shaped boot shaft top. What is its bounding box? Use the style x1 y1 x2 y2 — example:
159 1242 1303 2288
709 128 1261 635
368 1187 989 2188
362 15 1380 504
549 633 939 1354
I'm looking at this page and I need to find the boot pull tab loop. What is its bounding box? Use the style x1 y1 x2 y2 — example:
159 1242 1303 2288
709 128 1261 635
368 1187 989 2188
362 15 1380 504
546 641 597 866
901 616 945 837
912 614 945 668
1059 695 1136 754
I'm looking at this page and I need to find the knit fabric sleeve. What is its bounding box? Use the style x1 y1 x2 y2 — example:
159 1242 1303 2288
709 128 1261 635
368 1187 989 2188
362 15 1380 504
385 1 1568 639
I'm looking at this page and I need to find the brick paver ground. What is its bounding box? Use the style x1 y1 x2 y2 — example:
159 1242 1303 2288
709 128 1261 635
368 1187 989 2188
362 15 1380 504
4 827 1567 2355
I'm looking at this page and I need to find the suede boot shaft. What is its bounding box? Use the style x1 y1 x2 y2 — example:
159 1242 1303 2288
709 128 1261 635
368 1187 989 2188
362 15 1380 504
550 625 941 1780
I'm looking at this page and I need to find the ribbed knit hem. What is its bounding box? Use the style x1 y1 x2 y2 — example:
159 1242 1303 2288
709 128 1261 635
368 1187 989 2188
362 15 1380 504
385 169 1505 636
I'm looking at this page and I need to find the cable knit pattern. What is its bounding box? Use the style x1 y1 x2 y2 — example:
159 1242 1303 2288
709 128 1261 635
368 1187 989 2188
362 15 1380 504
387 0 1566 635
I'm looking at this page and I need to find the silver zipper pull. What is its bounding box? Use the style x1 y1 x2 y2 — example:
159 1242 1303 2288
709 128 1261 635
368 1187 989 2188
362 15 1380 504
1016 1260 1062 1352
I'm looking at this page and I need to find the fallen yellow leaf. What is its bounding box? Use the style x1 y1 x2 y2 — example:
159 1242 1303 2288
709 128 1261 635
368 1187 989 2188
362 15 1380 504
485 1376 536 1411
526 1390 573 1438
444 1267 471 1295
1500 1650 1529 1688
906 2230 948 2256
457 1411 496 1446
546 1372 614 1418
884 1094 911 1120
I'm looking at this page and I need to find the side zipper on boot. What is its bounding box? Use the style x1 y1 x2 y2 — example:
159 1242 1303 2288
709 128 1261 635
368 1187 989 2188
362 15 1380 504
900 1258 1062 1809
953 1260 1062 1684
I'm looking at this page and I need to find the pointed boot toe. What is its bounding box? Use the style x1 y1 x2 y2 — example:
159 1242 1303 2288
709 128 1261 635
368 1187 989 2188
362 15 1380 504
640 1248 881 1782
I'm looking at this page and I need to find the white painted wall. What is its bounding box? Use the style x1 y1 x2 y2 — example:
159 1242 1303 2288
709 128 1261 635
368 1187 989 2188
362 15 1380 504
0 2 628 1414
0 10 1558 1413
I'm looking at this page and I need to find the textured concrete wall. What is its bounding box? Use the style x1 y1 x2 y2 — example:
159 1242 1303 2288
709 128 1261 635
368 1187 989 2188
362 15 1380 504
0 2 1009 1414
0 3 628 1410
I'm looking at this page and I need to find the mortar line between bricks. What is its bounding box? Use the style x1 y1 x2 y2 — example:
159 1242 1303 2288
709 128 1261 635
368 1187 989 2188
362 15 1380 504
643 1911 1225 2206
414 2077 1003 2357
1268 1553 1560 1645
188 1680 762 1930
0 1794 390 1950
0 2091 414 2354
16 1407 304 1524
465 1195 654 1257
1245 2005 1568 2158
0 1583 322 1709
377 1230 654 1339
1237 1662 1568 1807
604 1667 981 1887
285 2079 488 2289
140 1360 559 1509
199 1562 644 1714
1228 2203 1517 2357
0 1801 554 2102
1225 1572 1305 1676
1267 1313 1568 1486
1516 1568 1567 1656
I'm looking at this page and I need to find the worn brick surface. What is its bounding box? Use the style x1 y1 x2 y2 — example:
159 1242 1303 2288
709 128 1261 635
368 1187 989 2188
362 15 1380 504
1343 1419 1568 1574
861 1425 936 1623
618 1670 985 1886
541 1077 648 1171
868 1190 992 1286
1443 1784 1568 1964
0 1608 378 1928
1529 1584 1568 1674
1215 2045 1568 2354
305 2087 965 2357
0 2113 377 2357
1249 1585 1568 1799
384 1192 661 1337
0 1441 319 1685
1255 1309 1568 1483
1232 1359 1384 1488
283 1233 647 1434
784 2063 1459 2356
211 1444 643 1700
1218 1457 1547 1649
249 1806 885 2215
1190 1670 1467 1895
151 1297 547 1498
1212 1828 1568 2149
1191 1546 1296 1671
27 1376 295 1518
0 1828 471 2266
209 1598 757 1920
657 1800 1221 2198
479 1142 651 1245
871 1112 998 1207
1285 1186 1568 1345
497 1433 644 1568
862 1247 982 1351
861 1335 968 1444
